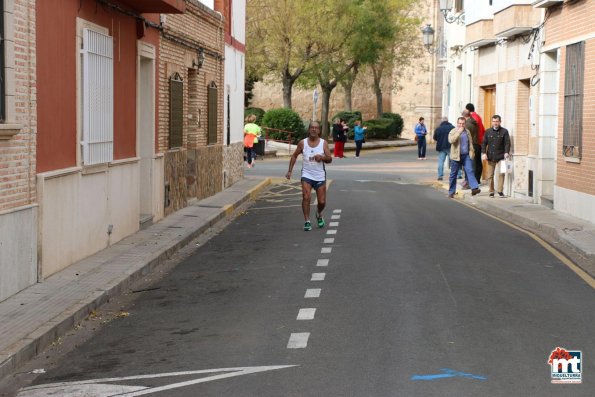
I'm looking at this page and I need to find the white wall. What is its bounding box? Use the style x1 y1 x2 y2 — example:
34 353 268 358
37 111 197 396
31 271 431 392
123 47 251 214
38 163 140 278
465 0 495 24
197 0 214 9
225 47 245 144
0 206 37 302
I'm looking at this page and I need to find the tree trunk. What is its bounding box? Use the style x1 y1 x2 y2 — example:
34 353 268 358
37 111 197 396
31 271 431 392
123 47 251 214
343 81 353 112
372 66 384 118
375 84 383 118
320 85 335 139
282 77 293 109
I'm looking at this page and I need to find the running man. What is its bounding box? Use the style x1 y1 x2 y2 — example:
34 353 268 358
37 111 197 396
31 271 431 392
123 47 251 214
286 121 332 231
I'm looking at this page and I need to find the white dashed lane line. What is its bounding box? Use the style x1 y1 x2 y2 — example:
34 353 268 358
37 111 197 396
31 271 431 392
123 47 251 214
311 273 326 281
287 209 341 349
287 333 310 349
316 259 329 267
297 308 316 320
305 288 321 298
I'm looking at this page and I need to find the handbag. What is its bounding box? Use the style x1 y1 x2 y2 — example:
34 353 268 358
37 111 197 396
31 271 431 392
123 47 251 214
499 158 513 174
414 135 418 142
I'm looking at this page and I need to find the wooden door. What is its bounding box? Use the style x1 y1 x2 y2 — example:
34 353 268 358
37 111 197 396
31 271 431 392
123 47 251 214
482 86 496 180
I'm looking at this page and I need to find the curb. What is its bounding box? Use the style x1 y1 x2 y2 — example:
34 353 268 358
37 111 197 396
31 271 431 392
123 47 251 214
0 178 272 382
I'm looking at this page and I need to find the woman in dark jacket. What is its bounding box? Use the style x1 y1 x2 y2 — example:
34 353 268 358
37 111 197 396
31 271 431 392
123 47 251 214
332 118 348 158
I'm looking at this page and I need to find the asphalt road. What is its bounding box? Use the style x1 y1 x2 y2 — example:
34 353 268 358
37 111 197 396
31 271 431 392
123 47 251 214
6 147 595 396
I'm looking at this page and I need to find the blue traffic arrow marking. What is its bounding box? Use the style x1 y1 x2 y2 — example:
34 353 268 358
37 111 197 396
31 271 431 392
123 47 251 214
411 368 487 381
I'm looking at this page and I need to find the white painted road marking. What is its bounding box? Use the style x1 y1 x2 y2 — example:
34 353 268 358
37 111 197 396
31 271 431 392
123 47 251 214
311 273 326 281
321 247 332 254
287 333 310 349
17 366 297 397
297 308 316 320
326 229 337 235
316 259 329 267
331 215 340 220
329 222 339 227
305 288 321 298
333 209 342 213
324 238 335 244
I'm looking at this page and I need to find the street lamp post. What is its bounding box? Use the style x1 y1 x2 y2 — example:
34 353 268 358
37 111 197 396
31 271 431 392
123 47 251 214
439 0 465 25
421 24 438 54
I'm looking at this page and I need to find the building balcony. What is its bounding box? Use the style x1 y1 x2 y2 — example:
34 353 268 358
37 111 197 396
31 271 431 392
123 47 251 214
532 0 563 8
465 19 496 48
120 0 185 13
495 5 541 38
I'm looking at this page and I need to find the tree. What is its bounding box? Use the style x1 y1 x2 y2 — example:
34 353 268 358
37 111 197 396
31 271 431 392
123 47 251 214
303 0 402 137
370 3 420 117
246 0 324 109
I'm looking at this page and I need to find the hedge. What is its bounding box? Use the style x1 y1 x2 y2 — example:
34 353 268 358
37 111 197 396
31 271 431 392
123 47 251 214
244 107 265 125
362 118 399 139
381 112 404 137
261 108 306 144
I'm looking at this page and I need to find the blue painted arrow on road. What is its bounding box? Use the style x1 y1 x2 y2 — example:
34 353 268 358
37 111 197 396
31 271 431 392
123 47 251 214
411 368 487 381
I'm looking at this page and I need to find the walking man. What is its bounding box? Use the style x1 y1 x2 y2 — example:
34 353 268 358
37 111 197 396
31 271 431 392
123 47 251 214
448 117 481 198
433 116 454 181
466 103 485 183
481 115 511 198
286 121 332 231
414 117 428 160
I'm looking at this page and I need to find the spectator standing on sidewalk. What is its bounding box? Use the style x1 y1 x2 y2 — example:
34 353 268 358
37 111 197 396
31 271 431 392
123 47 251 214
286 121 333 231
414 117 428 160
332 118 348 158
481 115 511 198
466 103 485 183
448 117 481 198
433 117 454 181
353 119 367 158
243 115 261 168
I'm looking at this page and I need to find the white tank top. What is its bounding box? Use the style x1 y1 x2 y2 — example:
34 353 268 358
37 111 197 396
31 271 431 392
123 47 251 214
301 138 326 182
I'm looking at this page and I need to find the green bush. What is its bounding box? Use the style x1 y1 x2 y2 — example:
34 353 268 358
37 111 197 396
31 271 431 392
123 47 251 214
363 118 398 139
381 112 404 137
261 108 306 144
244 107 265 125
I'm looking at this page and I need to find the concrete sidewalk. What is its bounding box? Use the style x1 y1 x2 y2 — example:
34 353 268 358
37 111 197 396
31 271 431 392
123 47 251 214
0 177 272 382
1 159 594 383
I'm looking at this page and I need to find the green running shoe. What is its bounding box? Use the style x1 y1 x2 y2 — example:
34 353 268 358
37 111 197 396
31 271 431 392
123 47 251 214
304 221 312 231
316 214 325 228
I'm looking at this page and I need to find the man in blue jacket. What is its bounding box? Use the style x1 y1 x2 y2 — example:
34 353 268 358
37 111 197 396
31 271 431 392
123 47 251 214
433 117 454 181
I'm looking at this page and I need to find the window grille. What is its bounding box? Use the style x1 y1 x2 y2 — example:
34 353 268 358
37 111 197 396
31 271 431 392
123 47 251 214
563 41 584 159
82 28 113 165
169 72 184 148
207 81 218 145
0 0 5 122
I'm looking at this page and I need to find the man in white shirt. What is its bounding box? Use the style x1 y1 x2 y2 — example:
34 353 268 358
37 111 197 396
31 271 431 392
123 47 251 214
286 121 333 231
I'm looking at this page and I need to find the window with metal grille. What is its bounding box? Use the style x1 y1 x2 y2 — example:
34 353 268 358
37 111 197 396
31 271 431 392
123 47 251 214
82 28 113 165
0 0 5 122
563 41 584 159
169 72 184 148
207 81 218 145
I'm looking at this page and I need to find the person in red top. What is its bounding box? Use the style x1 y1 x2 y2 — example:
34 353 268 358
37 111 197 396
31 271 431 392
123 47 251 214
466 103 485 183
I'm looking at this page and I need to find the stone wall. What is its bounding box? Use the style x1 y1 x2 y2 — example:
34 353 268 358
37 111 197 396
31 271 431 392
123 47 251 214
223 142 244 188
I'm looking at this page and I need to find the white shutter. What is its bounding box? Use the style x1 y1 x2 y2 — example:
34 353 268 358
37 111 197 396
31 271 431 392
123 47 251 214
82 28 113 165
